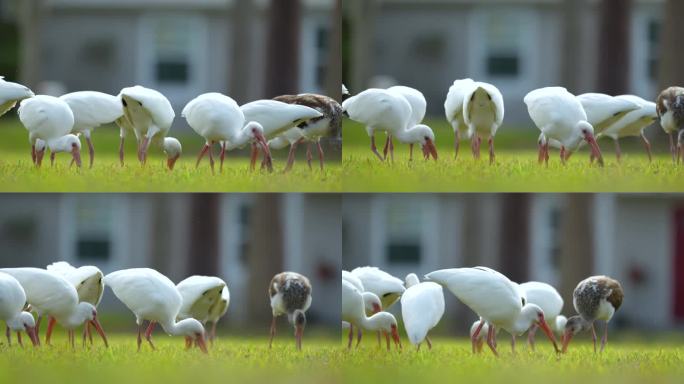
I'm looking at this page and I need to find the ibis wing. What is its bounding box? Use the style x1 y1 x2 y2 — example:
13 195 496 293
401 282 445 345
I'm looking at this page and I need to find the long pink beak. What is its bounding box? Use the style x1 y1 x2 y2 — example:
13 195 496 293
561 330 573 353
422 139 438 161
72 146 82 168
90 317 108 347
391 326 402 350
167 154 179 170
254 132 273 172
537 319 559 354
584 132 603 167
295 325 304 351
26 326 39 347
195 334 208 354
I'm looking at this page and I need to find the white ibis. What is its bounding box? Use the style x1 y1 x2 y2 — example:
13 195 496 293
104 268 207 352
553 315 568 336
426 267 559 356
342 270 382 347
118 85 180 168
0 272 39 347
518 281 563 351
350 266 406 310
45 261 104 345
656 86 684 163
401 273 444 350
577 93 640 135
525 87 603 166
561 275 623 353
342 84 351 101
0 268 107 348
599 95 658 162
206 285 230 342
462 82 504 164
444 78 475 158
18 95 81 168
238 100 322 172
268 272 312 351
59 91 124 168
385 85 436 162
182 93 270 173
342 88 438 162
342 279 401 351
0 77 34 117
271 93 343 171
176 275 226 342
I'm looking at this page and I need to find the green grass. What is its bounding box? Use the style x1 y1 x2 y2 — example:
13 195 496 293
3 334 681 384
0 118 341 192
342 119 684 192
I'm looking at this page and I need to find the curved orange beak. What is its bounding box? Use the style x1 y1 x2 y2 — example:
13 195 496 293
561 330 573 353
26 326 39 347
584 132 603 167
391 324 402 350
167 154 180 170
254 132 273 172
195 333 208 354
536 318 559 354
90 317 108 347
71 146 82 168
422 139 438 161
36 148 45 167
295 325 304 351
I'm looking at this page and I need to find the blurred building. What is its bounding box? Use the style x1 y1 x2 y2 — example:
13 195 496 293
343 193 684 333
346 0 663 124
0 193 341 326
1 0 335 130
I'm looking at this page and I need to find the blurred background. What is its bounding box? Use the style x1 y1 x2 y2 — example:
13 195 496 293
0 0 342 158
343 0 684 149
343 193 684 336
0 193 341 333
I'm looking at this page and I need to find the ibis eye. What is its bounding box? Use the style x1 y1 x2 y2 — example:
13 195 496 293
424 136 429 140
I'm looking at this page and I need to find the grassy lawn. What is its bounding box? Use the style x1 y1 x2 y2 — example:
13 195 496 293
3 334 681 384
342 119 684 192
0 118 341 192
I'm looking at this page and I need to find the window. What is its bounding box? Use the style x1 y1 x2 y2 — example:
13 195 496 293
529 196 563 285
385 199 422 264
483 11 522 78
74 197 114 261
152 17 193 84
646 19 660 81
300 16 330 93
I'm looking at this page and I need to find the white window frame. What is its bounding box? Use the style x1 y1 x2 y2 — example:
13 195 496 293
136 12 209 102
630 5 662 99
299 12 329 93
467 6 539 96
529 194 563 286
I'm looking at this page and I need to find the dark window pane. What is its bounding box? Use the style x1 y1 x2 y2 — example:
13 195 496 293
387 243 420 264
317 27 329 50
77 238 110 261
487 55 519 76
156 60 188 83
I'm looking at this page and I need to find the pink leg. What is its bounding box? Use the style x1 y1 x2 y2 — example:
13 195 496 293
250 143 259 172
560 146 567 165
50 152 56 167
5 325 10 346
388 135 394 162
614 139 622 162
355 327 362 348
486 323 499 357
409 144 414 161
510 335 516 354
306 143 313 170
119 136 125 166
600 322 608 352
196 144 211 169
370 134 384 161
471 320 485 354
86 135 95 168
31 144 36 165
669 132 676 163
591 323 597 353
269 316 277 349
527 323 537 351
316 140 324 170
454 130 460 159
45 316 57 345
207 143 215 174
144 321 156 350
284 139 303 172
137 323 143 352
382 135 390 160
488 136 495 165
641 132 653 162
426 335 432 350
347 324 353 349
68 329 74 349
219 142 226 172
140 136 150 165
16 331 23 347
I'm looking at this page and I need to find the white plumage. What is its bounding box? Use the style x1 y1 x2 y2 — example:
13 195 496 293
46 261 104 306
350 266 406 310
176 275 226 324
524 87 604 166
342 279 401 350
519 281 563 349
18 95 81 167
600 95 658 162
462 82 504 163
577 93 640 134
0 77 34 117
183 93 269 172
444 78 475 157
0 272 38 346
401 273 444 348
104 268 207 352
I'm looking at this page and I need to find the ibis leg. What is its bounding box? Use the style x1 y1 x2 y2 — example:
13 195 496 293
409 143 414 161
284 139 302 172
196 143 211 168
600 322 609 353
527 323 537 351
269 316 277 349
426 335 432 350
486 324 499 357
356 327 363 348
119 136 125 166
86 134 95 168
347 324 353 349
317 140 324 170
50 152 55 167
31 144 36 165
382 135 390 160
388 135 394 162
510 335 516 354
45 316 57 345
370 134 384 161
144 321 156 350
17 331 23 347
488 136 495 165
68 329 74 349
591 323 597 353
471 320 485 354
614 139 622 162
250 143 258 172
641 131 653 162
5 326 10 346
454 130 460 159
137 323 143 352
306 143 313 170
219 142 226 173
669 132 676 163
